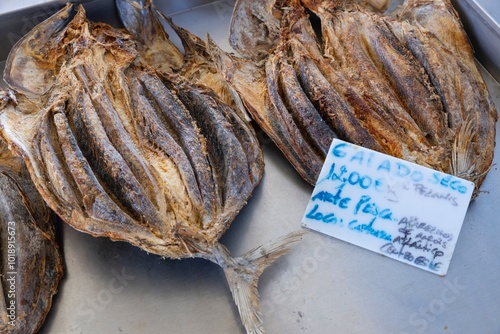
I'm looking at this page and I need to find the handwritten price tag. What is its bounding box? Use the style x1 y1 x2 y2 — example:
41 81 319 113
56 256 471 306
302 139 474 275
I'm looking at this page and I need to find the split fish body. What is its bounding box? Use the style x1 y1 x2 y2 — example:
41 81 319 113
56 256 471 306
0 3 303 334
226 0 497 191
0 142 63 334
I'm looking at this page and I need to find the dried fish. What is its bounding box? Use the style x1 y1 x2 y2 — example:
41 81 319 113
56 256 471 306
0 3 303 334
223 0 497 191
116 0 184 73
229 0 391 62
0 138 63 334
117 0 250 122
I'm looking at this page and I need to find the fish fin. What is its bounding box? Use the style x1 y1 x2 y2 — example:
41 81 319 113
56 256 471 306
210 230 305 333
450 115 490 197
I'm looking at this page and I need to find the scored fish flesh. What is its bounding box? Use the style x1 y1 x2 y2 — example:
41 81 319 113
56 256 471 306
0 138 63 334
221 0 497 192
0 3 303 334
116 0 251 122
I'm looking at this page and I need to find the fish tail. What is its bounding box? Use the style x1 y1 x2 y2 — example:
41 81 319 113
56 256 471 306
209 230 305 334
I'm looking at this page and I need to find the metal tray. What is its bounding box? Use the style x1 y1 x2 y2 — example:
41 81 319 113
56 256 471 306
1 1 499 333
452 0 500 82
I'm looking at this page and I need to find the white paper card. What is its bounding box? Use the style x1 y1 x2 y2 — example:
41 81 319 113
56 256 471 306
302 139 474 275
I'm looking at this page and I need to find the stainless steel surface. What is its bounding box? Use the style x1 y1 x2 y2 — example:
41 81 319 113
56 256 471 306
470 0 500 23
1 1 499 333
452 0 500 82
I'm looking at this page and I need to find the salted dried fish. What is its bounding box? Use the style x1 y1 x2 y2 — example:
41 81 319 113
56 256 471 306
387 0 497 181
116 0 184 73
222 0 497 191
229 0 391 62
0 139 63 333
0 3 303 334
117 0 251 122
229 0 282 62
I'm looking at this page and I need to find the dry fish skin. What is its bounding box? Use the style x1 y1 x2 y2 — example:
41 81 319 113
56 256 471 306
115 0 184 73
387 0 498 184
3 4 77 98
229 0 391 62
277 49 336 159
300 0 391 13
0 4 303 334
229 0 283 62
313 7 452 167
224 0 497 191
3 7 255 254
207 38 322 184
0 139 63 334
265 51 327 179
163 17 251 122
116 0 251 122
